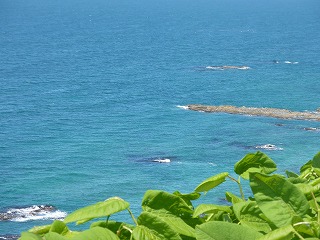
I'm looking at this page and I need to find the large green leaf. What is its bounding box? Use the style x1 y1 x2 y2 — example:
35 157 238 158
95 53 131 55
195 221 263 240
145 208 195 238
72 226 120 240
64 197 129 224
232 201 271 233
28 225 51 235
300 160 313 175
250 172 310 227
234 152 277 179
132 212 182 240
285 170 299 178
19 232 43 240
193 204 232 218
132 225 161 240
194 172 229 193
142 190 193 217
49 220 69 235
90 220 133 240
258 225 295 240
312 152 320 168
225 192 243 204
173 191 200 208
43 232 68 240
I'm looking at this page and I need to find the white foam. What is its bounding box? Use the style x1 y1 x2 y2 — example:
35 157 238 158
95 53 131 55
2 205 67 222
255 144 283 151
208 162 217 166
284 61 298 64
152 158 171 163
176 105 189 110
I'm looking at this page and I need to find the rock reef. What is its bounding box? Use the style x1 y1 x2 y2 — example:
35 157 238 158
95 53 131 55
205 65 250 70
187 104 320 121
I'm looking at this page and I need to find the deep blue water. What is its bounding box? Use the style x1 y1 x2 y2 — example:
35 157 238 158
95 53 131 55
1 0 320 236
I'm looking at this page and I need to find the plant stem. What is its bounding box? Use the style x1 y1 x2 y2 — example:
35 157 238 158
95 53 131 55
128 208 138 226
227 175 245 200
293 228 305 240
311 192 320 224
105 215 110 225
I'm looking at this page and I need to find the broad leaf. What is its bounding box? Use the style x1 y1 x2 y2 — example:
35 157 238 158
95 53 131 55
195 221 263 240
295 183 320 200
133 212 182 240
19 232 42 240
234 152 277 179
142 190 193 217
90 220 133 239
49 220 69 235
300 160 313 176
43 232 68 240
73 226 120 240
132 225 162 240
225 192 243 204
193 204 232 218
312 152 320 168
258 225 295 240
64 197 129 224
173 191 200 208
28 225 51 235
194 172 229 193
285 170 299 178
250 173 310 227
145 208 195 238
232 201 271 233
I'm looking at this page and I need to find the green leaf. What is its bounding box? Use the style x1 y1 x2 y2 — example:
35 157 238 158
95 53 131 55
28 225 51 235
90 220 133 240
133 212 182 240
145 208 195 238
173 191 200 208
300 160 313 175
19 232 43 240
132 225 162 240
225 192 244 204
258 225 295 240
250 172 310 227
64 197 130 224
72 226 120 240
285 170 299 178
312 152 320 168
142 190 193 218
49 220 69 235
43 232 68 240
193 204 232 218
232 201 271 234
295 183 320 200
194 172 229 193
234 152 277 179
195 221 263 240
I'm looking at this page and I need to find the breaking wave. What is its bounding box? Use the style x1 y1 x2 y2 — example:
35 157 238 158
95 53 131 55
0 205 67 222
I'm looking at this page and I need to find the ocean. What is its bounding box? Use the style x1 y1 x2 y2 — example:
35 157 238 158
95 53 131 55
0 0 319 237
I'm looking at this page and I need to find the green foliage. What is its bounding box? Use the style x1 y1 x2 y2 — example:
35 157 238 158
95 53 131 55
19 151 320 240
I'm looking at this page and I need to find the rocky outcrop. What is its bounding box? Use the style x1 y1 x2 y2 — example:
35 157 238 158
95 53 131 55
205 65 250 70
187 104 320 121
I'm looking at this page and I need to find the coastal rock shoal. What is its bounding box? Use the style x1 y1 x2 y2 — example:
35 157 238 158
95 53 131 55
205 65 250 70
187 104 320 121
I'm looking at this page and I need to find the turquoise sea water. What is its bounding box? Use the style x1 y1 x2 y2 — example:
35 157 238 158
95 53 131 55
1 0 320 236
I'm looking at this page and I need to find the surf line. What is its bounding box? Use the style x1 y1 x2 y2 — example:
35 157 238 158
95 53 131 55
186 104 320 121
